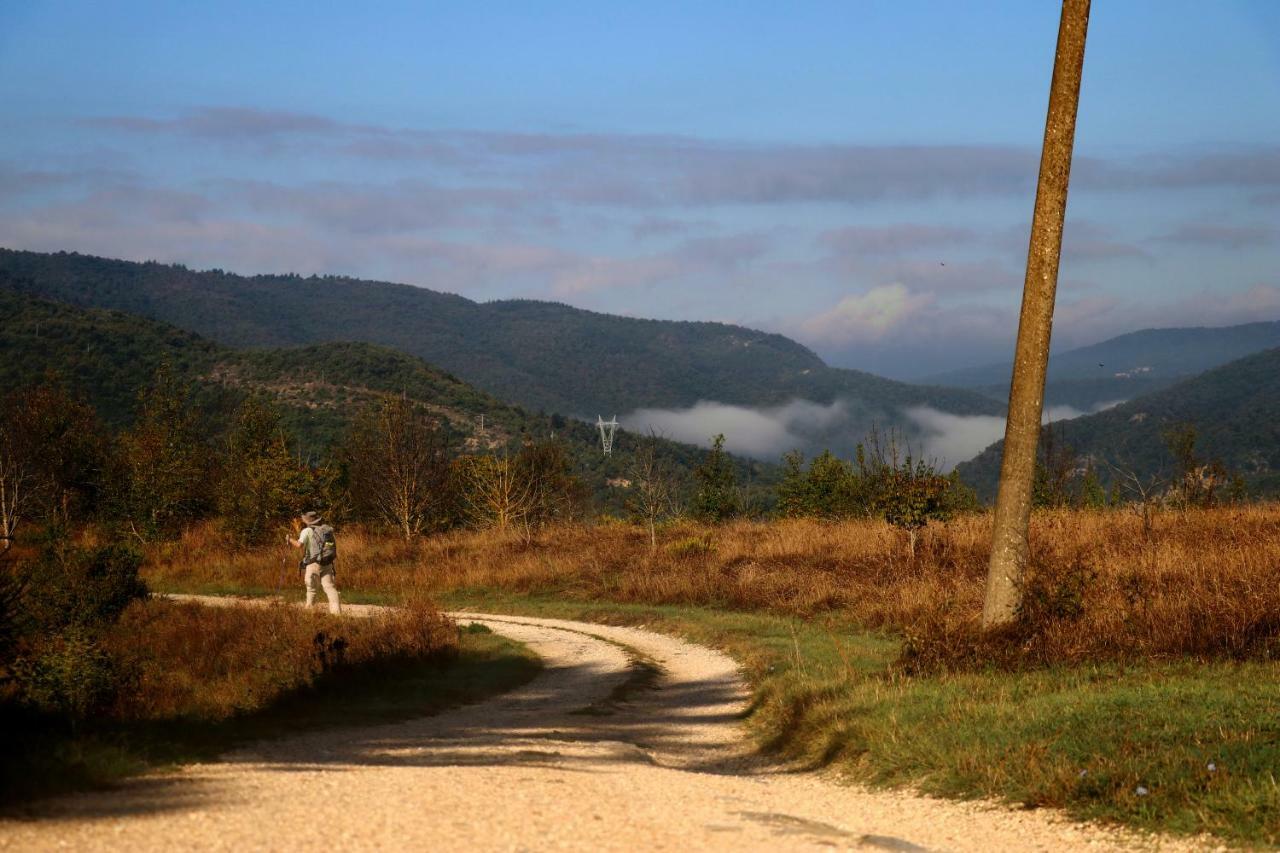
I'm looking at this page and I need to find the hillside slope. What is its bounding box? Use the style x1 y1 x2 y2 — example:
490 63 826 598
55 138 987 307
955 347 1280 498
0 249 1002 434
926 322 1280 410
0 288 773 507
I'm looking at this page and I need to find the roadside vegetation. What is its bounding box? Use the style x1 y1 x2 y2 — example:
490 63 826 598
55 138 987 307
5 364 1277 842
143 505 1280 845
0 535 539 805
0 532 535 804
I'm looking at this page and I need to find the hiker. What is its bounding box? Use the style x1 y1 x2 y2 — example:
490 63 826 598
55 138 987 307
287 511 341 614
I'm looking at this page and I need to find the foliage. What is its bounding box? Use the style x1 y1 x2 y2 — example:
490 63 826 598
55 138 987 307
1 248 1005 459
776 435 976 539
216 397 331 543
456 440 584 534
111 366 210 541
958 345 1280 499
457 453 534 532
18 539 148 635
0 287 774 515
691 435 741 522
1161 423 1245 508
0 384 105 545
4 540 148 723
516 439 586 527
345 397 453 539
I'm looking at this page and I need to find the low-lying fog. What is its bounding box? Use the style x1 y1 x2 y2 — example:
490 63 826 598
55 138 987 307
622 398 1124 470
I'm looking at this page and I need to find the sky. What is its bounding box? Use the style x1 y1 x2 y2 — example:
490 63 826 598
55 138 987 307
1 1 1278 378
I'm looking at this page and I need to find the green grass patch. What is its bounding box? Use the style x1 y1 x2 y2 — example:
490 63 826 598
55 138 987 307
442 588 1280 846
1 628 539 807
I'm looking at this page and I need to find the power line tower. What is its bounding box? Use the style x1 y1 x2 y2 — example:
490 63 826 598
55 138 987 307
596 415 619 456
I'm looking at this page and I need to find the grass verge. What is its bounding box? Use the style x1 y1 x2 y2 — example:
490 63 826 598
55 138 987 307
441 589 1280 847
1 621 539 808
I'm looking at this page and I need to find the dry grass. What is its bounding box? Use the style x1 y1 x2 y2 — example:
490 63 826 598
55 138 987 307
103 598 458 722
144 504 1280 669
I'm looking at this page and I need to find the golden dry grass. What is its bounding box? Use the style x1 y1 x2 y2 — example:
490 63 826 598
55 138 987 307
103 598 458 721
145 504 1280 668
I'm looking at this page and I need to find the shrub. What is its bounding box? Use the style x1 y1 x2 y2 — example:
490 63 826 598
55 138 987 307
13 628 119 720
19 539 148 634
691 435 740 522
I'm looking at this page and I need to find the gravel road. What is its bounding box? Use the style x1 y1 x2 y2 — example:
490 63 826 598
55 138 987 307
0 602 1211 852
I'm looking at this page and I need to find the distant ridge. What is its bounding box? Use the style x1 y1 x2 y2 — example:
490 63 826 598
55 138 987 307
924 322 1280 410
0 248 1002 457
955 346 1280 499
0 287 771 508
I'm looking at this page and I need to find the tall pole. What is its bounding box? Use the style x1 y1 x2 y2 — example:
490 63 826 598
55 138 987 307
982 0 1091 628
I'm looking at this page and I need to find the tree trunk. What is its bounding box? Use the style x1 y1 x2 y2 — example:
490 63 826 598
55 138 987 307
983 0 1091 628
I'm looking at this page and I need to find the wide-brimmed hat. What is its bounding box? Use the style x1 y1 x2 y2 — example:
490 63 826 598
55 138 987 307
300 511 323 525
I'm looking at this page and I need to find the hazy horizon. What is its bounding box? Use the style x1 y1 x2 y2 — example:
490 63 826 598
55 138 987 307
2 1 1278 378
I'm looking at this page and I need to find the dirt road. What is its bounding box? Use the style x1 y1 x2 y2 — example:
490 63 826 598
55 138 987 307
0 605 1205 851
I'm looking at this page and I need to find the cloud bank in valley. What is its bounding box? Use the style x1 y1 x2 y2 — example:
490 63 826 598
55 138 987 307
904 401 1124 470
622 397 1126 467
621 399 852 459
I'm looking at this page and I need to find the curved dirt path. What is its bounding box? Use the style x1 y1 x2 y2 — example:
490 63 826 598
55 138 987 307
0 601 1206 852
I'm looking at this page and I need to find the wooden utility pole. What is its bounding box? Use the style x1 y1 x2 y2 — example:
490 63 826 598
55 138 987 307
982 0 1091 628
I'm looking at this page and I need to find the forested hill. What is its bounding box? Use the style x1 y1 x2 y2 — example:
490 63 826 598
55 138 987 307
0 288 774 508
924 321 1280 410
955 346 1280 499
0 249 1001 426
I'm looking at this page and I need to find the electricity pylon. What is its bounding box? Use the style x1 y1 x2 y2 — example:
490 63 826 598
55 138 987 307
597 415 619 456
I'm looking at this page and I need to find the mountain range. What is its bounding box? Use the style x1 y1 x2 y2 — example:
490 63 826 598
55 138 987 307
0 248 1002 458
0 288 775 510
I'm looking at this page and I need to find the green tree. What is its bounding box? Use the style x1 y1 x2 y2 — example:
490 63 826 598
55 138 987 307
877 457 955 558
113 367 209 541
217 398 316 543
776 451 809 518
806 450 857 518
0 383 106 547
691 434 740 522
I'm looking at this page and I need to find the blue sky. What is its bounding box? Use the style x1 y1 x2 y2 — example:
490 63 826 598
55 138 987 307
2 1 1278 377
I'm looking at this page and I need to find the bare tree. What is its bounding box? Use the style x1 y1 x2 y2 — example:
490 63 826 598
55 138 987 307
627 434 682 554
1106 460 1166 542
347 397 451 540
460 452 535 534
0 417 35 551
983 0 1091 628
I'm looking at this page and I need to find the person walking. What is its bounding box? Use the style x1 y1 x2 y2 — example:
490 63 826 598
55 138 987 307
288 511 341 614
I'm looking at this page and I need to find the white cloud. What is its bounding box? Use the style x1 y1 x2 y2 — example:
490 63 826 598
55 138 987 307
903 403 1105 470
799 284 934 344
621 399 849 458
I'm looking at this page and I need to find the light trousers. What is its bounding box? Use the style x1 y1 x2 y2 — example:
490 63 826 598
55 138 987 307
303 562 341 614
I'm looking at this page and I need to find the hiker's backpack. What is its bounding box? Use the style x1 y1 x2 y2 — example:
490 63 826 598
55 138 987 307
308 524 338 566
